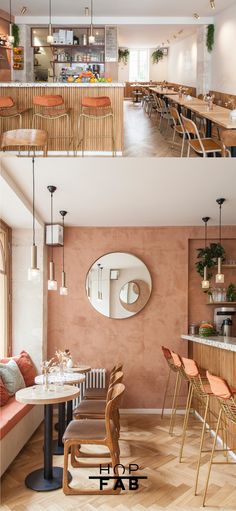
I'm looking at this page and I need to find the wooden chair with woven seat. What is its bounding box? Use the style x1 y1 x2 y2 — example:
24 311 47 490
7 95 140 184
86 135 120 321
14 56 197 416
62 383 125 495
1 128 48 156
32 95 72 152
83 364 123 400
181 114 222 157
203 371 236 506
77 96 115 156
0 96 30 129
169 106 186 156
220 129 236 157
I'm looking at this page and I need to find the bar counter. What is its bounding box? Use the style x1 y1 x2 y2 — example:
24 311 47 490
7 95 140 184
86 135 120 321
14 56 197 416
0 82 124 153
182 334 236 450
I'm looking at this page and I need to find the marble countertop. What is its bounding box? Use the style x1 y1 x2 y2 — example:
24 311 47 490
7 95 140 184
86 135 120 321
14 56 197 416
182 334 236 353
0 82 125 88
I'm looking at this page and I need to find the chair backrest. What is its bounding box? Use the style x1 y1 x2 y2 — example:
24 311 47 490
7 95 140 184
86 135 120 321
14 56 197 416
198 94 204 100
170 350 182 368
82 96 111 108
169 106 183 128
182 357 199 377
33 95 64 107
0 96 14 109
161 346 172 360
105 383 125 438
181 114 199 136
207 371 236 424
221 130 236 149
107 371 124 400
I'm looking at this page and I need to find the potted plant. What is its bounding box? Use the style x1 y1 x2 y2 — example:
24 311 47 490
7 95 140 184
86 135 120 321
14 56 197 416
12 24 20 48
118 48 129 65
195 242 225 290
226 283 236 302
206 24 215 53
151 49 164 64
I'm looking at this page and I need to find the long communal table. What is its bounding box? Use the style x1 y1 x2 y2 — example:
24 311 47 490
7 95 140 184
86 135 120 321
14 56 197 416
164 94 236 157
149 87 179 96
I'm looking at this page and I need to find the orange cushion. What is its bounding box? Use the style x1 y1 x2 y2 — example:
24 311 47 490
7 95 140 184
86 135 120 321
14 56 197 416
0 377 10 407
33 95 64 107
82 96 111 108
0 397 33 439
0 351 37 387
0 96 14 108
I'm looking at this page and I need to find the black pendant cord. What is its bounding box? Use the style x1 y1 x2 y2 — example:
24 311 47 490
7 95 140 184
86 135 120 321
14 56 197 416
51 192 53 262
219 203 222 245
32 157 35 247
205 222 207 249
62 216 65 272
91 0 93 34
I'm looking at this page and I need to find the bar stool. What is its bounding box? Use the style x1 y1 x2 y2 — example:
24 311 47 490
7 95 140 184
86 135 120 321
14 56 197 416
1 128 48 156
161 346 187 436
83 364 123 400
0 96 29 130
32 95 72 152
203 371 236 506
77 96 115 156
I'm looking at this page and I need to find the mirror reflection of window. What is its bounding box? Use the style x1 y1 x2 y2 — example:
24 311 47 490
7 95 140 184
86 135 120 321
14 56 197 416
120 282 139 304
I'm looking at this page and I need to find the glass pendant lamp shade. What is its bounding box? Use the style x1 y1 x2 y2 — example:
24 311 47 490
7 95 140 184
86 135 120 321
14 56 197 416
59 210 68 296
47 185 57 291
28 158 40 283
201 216 210 290
215 198 225 284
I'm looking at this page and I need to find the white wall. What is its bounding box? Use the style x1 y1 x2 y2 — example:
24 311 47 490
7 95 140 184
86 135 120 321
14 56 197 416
12 228 46 372
167 33 197 87
118 48 168 82
211 3 236 94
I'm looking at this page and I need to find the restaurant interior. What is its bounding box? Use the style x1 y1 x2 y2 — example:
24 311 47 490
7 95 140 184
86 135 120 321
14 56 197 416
0 2 236 511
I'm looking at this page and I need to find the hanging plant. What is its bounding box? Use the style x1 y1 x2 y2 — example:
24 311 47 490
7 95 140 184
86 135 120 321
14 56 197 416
12 24 20 48
118 48 129 65
206 24 215 53
152 49 164 64
195 242 225 283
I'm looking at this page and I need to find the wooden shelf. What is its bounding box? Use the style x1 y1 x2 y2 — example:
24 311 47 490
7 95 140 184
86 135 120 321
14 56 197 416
52 61 104 64
222 264 236 268
207 302 236 305
51 45 105 49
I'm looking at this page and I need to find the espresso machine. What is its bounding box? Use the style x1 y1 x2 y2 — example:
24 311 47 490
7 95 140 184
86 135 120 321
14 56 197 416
214 307 236 337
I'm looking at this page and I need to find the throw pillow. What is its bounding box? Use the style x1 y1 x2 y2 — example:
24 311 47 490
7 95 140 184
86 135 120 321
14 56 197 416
0 377 10 406
0 351 37 387
0 360 26 396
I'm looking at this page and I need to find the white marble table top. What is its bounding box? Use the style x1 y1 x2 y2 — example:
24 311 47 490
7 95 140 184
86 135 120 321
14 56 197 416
16 384 80 405
35 372 85 385
181 334 236 352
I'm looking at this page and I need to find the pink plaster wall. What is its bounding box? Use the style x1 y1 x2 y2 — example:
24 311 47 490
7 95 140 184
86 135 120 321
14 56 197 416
47 226 236 408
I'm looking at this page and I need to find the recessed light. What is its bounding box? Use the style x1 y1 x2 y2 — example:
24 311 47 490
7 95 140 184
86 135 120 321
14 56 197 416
20 6 27 15
85 7 89 16
193 13 200 19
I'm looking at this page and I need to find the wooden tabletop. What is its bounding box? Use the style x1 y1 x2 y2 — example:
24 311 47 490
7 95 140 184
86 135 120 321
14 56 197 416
35 372 86 385
15 384 80 405
68 364 91 374
164 95 204 106
149 87 178 95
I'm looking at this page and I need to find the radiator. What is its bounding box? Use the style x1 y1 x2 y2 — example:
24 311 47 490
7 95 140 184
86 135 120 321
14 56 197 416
77 368 106 404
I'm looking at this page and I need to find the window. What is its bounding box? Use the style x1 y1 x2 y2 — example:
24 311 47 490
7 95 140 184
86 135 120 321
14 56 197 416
129 49 149 82
0 220 11 358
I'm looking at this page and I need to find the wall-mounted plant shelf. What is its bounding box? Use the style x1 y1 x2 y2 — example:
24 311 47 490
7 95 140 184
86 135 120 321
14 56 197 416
207 301 236 306
222 264 236 269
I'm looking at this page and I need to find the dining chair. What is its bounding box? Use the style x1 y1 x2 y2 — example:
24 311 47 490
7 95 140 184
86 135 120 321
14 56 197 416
62 383 125 495
220 130 235 157
169 106 186 156
181 115 222 157
83 364 123 400
0 128 48 156
159 98 172 135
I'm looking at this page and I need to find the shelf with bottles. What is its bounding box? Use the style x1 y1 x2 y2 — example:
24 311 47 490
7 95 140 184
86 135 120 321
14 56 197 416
31 27 105 48
52 47 105 65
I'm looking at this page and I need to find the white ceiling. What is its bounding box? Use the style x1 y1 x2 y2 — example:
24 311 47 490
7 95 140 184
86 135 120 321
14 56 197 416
2 0 234 18
1 156 236 228
118 25 196 48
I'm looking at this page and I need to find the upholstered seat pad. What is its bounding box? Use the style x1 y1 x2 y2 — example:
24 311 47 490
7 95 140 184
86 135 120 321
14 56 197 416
63 419 114 442
74 400 106 416
0 397 33 439
84 388 107 399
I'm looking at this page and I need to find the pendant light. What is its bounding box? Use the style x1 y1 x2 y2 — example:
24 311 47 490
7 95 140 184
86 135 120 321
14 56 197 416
47 185 57 291
215 198 225 284
89 0 95 45
59 210 68 296
47 0 54 44
8 0 14 44
28 158 40 282
201 216 210 290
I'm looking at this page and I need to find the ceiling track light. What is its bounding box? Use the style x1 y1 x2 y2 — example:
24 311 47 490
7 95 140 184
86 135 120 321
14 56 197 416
28 157 40 283
210 0 215 9
47 185 57 291
47 0 54 44
193 12 200 19
59 210 68 296
89 0 95 45
20 6 27 15
215 198 226 284
201 216 210 290
85 6 89 16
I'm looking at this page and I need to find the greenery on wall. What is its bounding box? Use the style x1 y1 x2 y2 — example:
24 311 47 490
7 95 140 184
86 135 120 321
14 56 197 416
118 48 130 65
151 49 164 64
195 242 225 282
12 24 20 47
206 24 215 53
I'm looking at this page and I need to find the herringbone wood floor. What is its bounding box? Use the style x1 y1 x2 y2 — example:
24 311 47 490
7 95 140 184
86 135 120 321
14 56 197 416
1 414 236 511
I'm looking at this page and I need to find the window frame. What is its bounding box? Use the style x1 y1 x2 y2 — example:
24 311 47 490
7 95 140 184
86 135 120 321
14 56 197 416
129 48 150 82
0 219 12 357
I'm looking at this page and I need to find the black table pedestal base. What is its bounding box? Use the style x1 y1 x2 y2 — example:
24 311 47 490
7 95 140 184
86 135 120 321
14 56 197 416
25 467 72 492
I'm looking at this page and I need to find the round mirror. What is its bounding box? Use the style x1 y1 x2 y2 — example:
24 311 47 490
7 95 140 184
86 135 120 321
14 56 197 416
86 252 152 319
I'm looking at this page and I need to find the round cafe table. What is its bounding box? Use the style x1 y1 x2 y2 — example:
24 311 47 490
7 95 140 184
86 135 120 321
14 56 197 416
15 385 80 492
35 373 85 455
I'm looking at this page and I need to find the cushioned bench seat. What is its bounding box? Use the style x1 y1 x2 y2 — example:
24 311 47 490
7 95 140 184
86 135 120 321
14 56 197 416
0 397 33 440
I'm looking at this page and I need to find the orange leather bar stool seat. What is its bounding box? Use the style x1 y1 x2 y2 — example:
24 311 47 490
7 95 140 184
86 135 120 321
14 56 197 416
202 372 236 506
0 96 29 128
77 95 115 156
